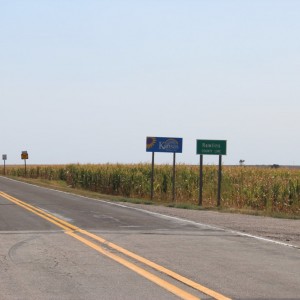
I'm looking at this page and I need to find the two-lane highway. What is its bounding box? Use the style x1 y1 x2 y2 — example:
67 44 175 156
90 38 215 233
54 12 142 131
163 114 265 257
1 176 300 299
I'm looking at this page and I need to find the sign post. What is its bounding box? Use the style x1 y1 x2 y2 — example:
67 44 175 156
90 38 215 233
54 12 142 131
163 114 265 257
172 152 176 201
146 137 183 201
199 154 203 206
217 155 222 207
196 140 227 206
151 152 155 200
2 154 7 175
21 151 29 176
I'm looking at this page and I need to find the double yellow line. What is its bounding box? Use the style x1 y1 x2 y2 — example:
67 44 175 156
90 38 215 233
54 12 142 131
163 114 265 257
0 191 231 300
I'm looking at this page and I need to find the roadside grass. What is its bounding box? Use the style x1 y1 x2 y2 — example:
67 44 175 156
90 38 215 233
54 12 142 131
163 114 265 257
4 176 153 205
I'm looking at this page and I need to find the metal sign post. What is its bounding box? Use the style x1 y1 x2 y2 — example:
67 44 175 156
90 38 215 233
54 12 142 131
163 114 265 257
217 155 222 206
199 154 203 206
146 137 183 201
151 152 155 200
197 140 227 207
2 154 7 175
172 152 176 201
21 151 29 176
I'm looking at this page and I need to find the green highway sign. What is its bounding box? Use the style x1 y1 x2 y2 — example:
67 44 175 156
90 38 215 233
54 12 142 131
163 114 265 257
197 139 227 155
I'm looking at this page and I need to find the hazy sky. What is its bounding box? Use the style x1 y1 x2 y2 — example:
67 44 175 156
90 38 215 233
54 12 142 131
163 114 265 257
1 0 299 165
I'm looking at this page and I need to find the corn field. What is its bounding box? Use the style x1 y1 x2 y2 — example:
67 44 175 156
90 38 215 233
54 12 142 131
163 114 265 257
2 164 300 214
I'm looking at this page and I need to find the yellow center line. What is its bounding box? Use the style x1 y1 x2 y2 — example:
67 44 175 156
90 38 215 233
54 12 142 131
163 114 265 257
78 229 230 300
66 231 199 300
0 191 232 300
0 191 72 232
0 191 199 300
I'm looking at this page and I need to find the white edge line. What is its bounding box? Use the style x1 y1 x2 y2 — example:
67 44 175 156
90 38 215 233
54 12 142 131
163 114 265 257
1 176 299 250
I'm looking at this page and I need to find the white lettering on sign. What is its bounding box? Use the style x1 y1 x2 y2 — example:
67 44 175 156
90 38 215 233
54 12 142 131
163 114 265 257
202 143 221 149
159 139 180 151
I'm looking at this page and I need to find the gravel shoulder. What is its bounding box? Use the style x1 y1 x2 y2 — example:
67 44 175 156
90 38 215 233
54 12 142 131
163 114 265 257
120 202 300 248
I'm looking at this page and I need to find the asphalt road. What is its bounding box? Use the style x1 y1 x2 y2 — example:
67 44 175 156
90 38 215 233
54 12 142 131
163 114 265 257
0 176 300 300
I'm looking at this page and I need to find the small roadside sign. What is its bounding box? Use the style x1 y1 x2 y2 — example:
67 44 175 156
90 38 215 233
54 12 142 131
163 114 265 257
2 154 7 175
21 151 29 176
21 151 28 160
